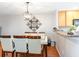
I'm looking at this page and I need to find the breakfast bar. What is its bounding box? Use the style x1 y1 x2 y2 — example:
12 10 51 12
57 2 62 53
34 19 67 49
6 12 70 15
54 31 79 57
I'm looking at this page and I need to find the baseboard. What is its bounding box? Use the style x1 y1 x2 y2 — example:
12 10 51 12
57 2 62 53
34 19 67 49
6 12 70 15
56 46 61 57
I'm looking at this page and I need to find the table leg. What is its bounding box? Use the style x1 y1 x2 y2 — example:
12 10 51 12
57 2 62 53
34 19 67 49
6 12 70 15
44 45 47 57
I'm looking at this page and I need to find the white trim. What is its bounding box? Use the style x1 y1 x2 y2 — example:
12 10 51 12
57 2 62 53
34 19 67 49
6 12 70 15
56 45 61 57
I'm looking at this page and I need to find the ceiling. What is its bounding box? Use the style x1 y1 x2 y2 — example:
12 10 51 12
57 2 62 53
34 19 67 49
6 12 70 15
0 2 79 16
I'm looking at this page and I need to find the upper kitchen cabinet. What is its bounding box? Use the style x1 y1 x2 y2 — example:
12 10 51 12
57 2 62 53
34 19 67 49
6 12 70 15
58 10 79 27
58 11 66 27
66 11 79 26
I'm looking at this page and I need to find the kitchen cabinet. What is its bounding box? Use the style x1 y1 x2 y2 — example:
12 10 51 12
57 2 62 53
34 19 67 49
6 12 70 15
65 37 79 57
58 11 66 27
54 31 79 57
54 33 66 56
58 10 79 27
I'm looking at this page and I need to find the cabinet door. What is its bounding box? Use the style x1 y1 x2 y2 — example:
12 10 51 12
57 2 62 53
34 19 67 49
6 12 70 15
58 10 79 27
57 35 66 57
65 38 79 57
66 11 79 26
58 11 66 27
55 34 66 57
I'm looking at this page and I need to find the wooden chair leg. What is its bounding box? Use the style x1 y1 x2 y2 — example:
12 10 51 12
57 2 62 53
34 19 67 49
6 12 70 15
12 51 14 57
16 52 18 57
42 50 43 57
44 45 47 57
12 53 13 57
2 51 5 57
26 53 28 57
41 45 44 57
2 51 15 57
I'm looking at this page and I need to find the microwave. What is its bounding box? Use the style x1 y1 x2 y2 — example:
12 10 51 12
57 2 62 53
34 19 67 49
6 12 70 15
73 19 79 26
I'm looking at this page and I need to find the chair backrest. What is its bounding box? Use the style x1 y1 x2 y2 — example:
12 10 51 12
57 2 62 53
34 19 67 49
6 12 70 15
0 38 14 51
13 39 28 52
28 39 41 54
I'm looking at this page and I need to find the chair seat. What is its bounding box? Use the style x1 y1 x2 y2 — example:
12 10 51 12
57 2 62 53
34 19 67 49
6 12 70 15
15 50 28 53
29 50 41 54
3 48 15 52
15 50 28 57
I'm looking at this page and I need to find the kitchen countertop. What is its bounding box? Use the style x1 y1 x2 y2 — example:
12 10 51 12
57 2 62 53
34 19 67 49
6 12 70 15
55 31 79 37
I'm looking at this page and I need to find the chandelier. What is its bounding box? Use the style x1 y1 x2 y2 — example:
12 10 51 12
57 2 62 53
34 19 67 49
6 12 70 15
24 2 33 20
24 2 42 32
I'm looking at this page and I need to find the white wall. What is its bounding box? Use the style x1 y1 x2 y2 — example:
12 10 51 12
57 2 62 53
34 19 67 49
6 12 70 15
0 10 57 35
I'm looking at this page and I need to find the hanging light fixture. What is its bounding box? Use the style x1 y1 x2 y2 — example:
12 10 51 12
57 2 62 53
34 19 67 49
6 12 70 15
24 2 42 32
24 2 33 20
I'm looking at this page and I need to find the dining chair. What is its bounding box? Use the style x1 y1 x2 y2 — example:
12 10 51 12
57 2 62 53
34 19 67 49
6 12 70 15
0 38 15 57
38 33 46 40
28 39 44 57
13 39 28 57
